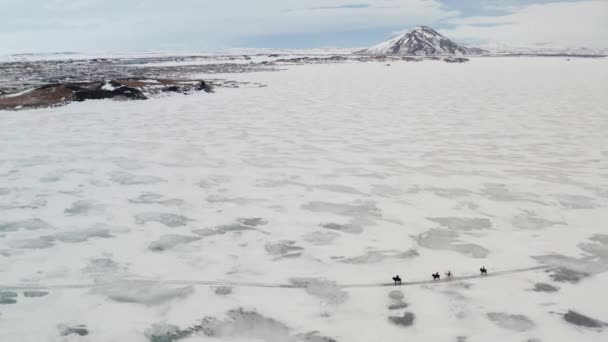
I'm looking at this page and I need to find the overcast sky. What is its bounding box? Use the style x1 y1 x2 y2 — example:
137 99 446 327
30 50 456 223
0 0 606 53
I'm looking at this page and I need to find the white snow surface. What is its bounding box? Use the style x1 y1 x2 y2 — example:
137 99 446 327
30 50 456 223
1 57 608 341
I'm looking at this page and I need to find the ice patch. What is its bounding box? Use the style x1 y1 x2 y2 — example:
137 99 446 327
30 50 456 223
145 309 336 342
511 210 564 230
486 313 535 332
408 185 472 198
149 234 200 251
236 217 268 227
130 193 185 206
214 286 232 295
206 194 256 204
0 298 18 304
302 231 340 245
415 229 489 258
426 187 472 198
196 175 231 189
388 290 404 301
533 253 607 282
59 324 89 336
563 310 606 329
341 249 418 264
388 312 415 327
302 201 381 221
320 222 363 234
215 309 291 340
533 283 559 292
136 213 193 227
63 200 106 215
0 291 18 305
93 280 194 305
265 241 304 258
0 218 53 232
316 184 363 195
370 184 404 198
54 226 113 243
113 158 145 170
110 171 166 185
481 183 541 203
289 278 348 305
549 268 590 283
23 291 50 298
39 170 65 183
427 217 492 231
83 257 127 275
555 194 596 209
193 222 258 237
9 236 55 249
578 234 608 261
387 290 408 310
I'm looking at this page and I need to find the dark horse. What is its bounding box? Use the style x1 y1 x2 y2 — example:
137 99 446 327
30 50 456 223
392 275 402 285
480 267 488 275
432 272 440 280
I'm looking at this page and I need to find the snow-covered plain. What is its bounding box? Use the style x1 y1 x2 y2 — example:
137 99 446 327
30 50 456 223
1 57 608 341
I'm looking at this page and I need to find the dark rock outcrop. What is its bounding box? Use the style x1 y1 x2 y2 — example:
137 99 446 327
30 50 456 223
195 81 214 93
0 78 214 110
444 57 470 63
72 86 147 102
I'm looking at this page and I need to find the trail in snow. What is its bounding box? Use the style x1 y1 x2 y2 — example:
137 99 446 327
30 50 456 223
0 265 548 290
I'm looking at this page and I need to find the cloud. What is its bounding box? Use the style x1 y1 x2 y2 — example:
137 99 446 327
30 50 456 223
0 0 456 52
442 0 608 47
303 4 372 10
0 1 606 52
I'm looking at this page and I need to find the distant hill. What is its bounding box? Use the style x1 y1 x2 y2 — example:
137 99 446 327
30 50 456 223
358 26 485 56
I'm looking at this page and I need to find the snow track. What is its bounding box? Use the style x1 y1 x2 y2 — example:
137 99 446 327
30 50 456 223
0 265 548 290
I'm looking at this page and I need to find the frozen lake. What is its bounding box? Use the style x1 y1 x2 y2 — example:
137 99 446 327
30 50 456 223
1 57 607 341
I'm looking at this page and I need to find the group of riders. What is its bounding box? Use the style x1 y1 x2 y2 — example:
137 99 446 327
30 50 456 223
392 267 488 285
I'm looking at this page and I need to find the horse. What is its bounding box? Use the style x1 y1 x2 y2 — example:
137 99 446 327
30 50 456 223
480 267 487 275
432 273 440 280
445 271 453 279
392 275 402 285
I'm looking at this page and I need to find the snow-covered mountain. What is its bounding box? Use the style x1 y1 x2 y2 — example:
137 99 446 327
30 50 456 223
358 26 485 56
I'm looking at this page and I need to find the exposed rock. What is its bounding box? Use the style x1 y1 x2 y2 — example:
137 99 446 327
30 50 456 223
444 57 470 63
195 80 214 93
